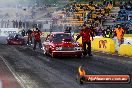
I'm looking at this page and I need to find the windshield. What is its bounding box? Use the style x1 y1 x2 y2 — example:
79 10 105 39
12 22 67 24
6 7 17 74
9 33 23 39
52 34 74 42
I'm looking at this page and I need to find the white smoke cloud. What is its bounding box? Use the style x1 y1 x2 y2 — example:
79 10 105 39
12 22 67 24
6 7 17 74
0 0 16 4
0 0 33 7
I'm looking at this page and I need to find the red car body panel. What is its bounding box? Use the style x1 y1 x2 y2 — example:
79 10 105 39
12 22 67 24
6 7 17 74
42 32 83 57
7 39 25 45
7 33 25 45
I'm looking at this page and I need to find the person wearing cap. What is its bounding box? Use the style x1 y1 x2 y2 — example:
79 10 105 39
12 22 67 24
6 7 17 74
76 24 94 57
114 24 124 46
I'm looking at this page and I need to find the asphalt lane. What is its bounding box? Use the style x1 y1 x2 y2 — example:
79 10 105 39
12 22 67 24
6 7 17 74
0 52 22 88
0 44 132 88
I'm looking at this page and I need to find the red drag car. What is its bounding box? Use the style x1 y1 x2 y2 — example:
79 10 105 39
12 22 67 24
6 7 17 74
42 32 83 58
7 33 25 45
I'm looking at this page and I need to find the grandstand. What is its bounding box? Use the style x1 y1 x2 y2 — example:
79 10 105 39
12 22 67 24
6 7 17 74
55 1 113 31
53 0 132 34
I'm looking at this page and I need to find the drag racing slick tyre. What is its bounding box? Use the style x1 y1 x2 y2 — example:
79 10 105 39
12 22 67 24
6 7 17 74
51 52 56 58
49 49 56 58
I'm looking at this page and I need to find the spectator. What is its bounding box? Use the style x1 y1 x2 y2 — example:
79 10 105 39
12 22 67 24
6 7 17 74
25 21 29 29
19 20 22 28
15 20 18 28
1 19 4 28
103 0 107 6
12 20 15 28
21 29 25 37
7 20 9 28
22 21 26 29
125 1 132 11
64 27 71 33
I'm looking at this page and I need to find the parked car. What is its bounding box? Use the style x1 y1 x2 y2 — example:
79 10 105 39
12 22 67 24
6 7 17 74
42 32 83 58
7 33 25 45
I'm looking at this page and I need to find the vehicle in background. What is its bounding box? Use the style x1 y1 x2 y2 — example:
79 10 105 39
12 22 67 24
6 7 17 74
7 33 25 45
42 32 83 58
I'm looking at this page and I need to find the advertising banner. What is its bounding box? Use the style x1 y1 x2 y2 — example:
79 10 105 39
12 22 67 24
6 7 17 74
0 28 19 36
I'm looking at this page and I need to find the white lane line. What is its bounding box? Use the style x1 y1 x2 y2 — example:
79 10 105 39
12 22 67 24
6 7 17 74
0 81 3 88
0 56 26 88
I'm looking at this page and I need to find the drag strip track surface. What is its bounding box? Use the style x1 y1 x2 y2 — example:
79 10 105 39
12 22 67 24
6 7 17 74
0 45 132 88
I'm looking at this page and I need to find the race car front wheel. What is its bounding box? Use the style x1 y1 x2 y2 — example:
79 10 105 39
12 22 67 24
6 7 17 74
51 52 56 58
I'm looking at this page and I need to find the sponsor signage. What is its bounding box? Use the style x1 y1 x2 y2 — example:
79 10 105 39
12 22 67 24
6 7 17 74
84 75 130 83
77 66 130 84
0 28 19 36
99 40 107 49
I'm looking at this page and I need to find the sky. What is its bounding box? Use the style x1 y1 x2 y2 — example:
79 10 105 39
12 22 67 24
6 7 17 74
0 0 16 4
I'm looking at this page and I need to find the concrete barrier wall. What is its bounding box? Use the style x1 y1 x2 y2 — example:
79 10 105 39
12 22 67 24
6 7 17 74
118 44 132 56
0 28 19 36
75 36 115 53
124 34 132 37
91 37 115 53
113 37 132 51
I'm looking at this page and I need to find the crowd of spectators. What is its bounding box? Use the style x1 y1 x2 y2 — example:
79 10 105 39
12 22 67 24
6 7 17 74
0 20 43 30
116 1 132 22
57 1 114 36
63 1 113 23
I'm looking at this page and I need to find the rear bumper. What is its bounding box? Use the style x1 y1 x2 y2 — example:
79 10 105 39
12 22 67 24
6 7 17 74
52 50 83 56
8 41 25 45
